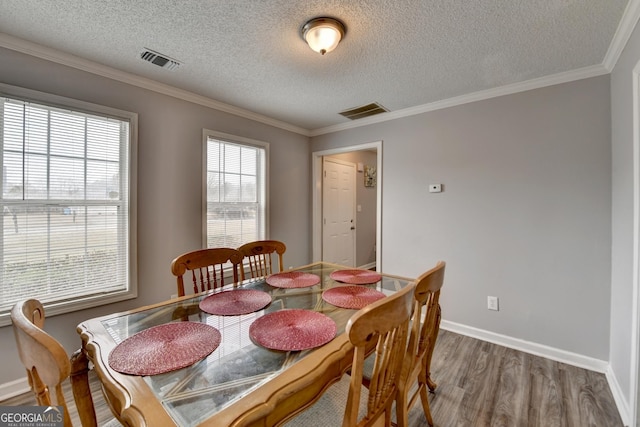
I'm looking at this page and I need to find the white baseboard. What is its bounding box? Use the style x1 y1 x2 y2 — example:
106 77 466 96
440 320 609 372
606 366 632 427
440 320 632 426
0 376 29 401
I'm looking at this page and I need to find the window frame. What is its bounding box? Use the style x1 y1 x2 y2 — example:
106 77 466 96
0 83 138 326
202 129 269 249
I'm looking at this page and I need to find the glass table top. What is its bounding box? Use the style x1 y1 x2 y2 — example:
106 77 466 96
99 262 412 426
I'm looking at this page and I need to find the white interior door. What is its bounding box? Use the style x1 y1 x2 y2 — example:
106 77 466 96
322 158 356 266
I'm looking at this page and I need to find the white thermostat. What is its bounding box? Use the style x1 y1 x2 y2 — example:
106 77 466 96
429 184 442 193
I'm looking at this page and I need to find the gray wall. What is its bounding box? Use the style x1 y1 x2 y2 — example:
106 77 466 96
327 151 377 267
312 75 612 360
611 16 640 417
0 47 312 386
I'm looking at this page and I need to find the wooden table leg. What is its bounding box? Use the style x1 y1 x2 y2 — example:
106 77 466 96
70 348 98 427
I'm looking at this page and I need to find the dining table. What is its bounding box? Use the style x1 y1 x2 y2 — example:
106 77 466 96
75 261 414 427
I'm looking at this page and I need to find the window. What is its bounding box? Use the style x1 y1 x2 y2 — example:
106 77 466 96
0 84 137 325
204 130 268 249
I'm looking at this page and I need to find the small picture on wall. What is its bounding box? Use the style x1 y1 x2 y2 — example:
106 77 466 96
364 165 376 187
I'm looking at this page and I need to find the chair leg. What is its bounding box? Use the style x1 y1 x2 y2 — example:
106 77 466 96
28 369 50 407
417 368 434 426
426 376 438 392
53 384 74 427
419 385 434 427
425 304 442 393
395 385 410 427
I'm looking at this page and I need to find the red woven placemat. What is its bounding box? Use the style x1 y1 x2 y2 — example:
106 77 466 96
249 309 336 351
330 269 382 285
266 272 321 288
199 289 271 316
108 322 221 375
322 286 386 309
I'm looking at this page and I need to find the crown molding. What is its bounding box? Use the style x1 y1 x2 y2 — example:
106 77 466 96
310 64 609 136
604 0 640 72
0 32 311 137
0 23 625 140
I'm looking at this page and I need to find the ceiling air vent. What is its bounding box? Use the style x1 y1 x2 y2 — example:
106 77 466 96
339 102 389 120
140 48 181 71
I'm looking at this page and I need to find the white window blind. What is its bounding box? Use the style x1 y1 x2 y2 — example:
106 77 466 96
0 92 135 321
205 133 267 248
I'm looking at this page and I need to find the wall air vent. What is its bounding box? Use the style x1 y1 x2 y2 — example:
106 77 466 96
339 102 389 120
140 48 181 71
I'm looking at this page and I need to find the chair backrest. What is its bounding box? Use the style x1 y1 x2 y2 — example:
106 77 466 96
11 299 74 427
237 240 286 280
408 261 445 368
396 261 446 426
343 282 415 427
171 248 244 297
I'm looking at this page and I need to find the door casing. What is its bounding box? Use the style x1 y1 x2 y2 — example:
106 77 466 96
312 140 382 270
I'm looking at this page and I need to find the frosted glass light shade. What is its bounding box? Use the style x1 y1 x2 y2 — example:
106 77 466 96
302 18 346 55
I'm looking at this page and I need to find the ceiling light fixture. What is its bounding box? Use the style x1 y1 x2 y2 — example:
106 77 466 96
301 17 346 55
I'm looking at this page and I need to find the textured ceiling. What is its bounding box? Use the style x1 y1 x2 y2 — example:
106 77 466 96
0 0 631 132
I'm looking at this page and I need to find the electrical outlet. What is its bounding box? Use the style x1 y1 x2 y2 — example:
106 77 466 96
487 296 499 311
171 294 177 299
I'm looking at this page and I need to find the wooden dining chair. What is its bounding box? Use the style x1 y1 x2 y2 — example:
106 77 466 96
283 282 415 427
237 239 286 280
11 299 119 427
171 247 244 297
395 261 446 427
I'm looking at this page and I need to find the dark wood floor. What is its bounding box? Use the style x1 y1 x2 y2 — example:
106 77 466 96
425 330 623 427
1 329 623 427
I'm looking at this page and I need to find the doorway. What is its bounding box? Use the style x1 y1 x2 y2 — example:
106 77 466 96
312 141 382 269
